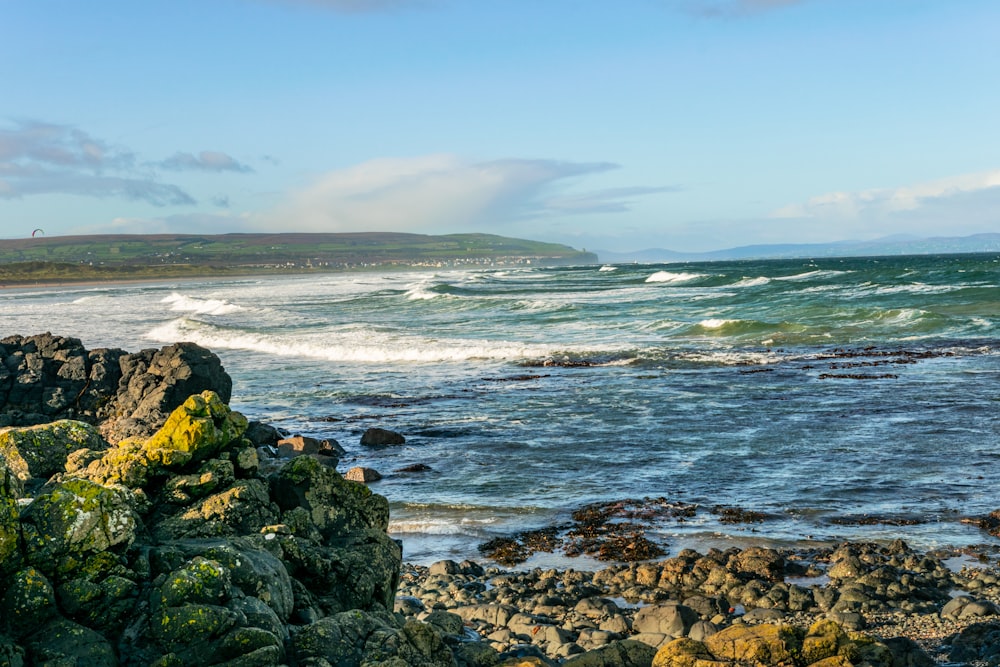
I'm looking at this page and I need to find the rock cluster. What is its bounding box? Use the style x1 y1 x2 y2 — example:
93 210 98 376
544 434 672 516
0 391 459 666
397 541 1000 666
0 333 232 444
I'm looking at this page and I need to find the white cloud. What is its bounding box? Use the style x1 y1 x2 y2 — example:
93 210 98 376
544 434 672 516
771 169 1000 220
254 154 668 233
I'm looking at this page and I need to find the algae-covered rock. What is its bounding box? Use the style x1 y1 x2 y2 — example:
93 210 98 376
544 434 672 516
0 419 107 483
271 455 390 538
160 557 233 607
152 478 279 541
801 619 856 664
563 639 657 666
19 477 139 580
651 637 719 667
0 635 25 667
201 542 294 621
0 454 23 575
703 623 803 664
278 529 402 614
292 609 455 667
144 391 248 468
0 567 59 640
25 617 117 667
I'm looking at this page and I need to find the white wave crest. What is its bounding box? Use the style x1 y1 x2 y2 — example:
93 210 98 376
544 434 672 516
645 271 707 284
698 318 737 329
161 292 243 315
733 276 770 288
405 286 440 300
388 517 497 535
145 318 579 363
775 270 849 282
599 265 618 272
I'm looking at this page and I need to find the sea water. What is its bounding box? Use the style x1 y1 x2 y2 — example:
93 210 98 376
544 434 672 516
2 253 998 566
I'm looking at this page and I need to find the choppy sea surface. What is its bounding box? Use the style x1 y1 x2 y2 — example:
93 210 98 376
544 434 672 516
2 254 999 566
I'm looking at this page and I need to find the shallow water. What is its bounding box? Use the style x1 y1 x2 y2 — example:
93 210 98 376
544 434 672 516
2 253 998 565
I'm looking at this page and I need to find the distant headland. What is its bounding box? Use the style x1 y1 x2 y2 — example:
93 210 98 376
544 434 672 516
0 232 598 285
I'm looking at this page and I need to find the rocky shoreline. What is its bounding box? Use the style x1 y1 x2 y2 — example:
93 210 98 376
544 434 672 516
3 333 1000 666
395 541 1000 665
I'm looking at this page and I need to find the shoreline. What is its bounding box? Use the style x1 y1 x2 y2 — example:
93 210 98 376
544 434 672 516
394 539 1000 664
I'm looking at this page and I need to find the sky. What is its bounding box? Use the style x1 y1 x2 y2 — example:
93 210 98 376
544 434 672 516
2 0 999 253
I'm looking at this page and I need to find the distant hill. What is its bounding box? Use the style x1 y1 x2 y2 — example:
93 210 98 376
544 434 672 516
597 233 1000 263
0 232 597 284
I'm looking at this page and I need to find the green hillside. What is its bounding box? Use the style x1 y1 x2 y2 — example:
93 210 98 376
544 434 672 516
0 232 597 284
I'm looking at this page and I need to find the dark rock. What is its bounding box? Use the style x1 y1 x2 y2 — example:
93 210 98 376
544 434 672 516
244 420 283 447
361 426 406 446
948 621 1000 664
882 636 936 667
0 567 59 639
397 462 433 473
0 334 231 444
562 639 656 666
291 610 454 666
25 617 117 666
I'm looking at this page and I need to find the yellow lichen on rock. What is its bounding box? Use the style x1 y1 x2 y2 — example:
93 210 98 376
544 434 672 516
143 391 248 469
703 623 803 665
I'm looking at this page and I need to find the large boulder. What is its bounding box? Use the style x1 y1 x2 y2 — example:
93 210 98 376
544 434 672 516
18 477 139 581
0 334 231 443
0 420 107 484
292 609 454 667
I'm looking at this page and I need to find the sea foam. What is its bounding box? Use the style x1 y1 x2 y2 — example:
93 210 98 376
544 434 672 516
645 271 707 284
146 318 577 363
161 292 243 315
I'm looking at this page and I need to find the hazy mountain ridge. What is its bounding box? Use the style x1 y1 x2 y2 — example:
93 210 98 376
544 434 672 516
597 233 1000 263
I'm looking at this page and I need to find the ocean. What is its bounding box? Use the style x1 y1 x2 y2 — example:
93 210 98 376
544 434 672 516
2 253 998 567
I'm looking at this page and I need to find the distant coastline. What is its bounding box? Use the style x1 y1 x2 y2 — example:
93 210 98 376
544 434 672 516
0 231 598 286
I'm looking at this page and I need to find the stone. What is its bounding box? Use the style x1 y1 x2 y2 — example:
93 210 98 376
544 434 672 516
345 466 383 483
703 623 803 664
361 426 406 446
0 335 231 443
291 610 454 666
276 434 344 458
651 637 717 667
0 420 107 483
633 603 699 639
25 617 117 667
0 567 59 639
19 477 138 580
563 639 657 666
143 391 248 469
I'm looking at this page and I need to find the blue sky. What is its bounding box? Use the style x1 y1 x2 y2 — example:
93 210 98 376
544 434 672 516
2 0 998 252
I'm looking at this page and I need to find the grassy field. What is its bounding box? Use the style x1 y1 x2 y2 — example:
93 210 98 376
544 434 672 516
0 232 597 284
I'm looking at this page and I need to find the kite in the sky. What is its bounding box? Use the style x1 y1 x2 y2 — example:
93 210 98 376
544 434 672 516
31 228 44 237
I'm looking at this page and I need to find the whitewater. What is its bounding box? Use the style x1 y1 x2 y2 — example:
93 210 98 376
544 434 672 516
1 253 998 567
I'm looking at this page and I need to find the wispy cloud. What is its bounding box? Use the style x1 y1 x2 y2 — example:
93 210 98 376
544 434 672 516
771 170 1000 220
0 119 250 207
159 151 254 173
0 120 135 170
254 155 669 232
